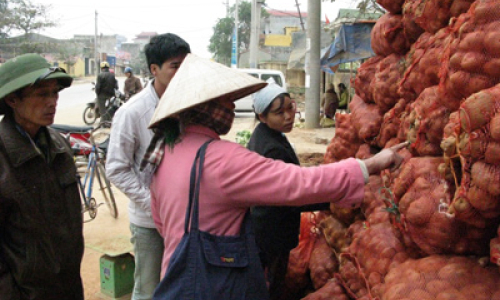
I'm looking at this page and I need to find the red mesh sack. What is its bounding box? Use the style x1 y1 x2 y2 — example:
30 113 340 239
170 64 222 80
346 219 367 242
370 54 406 113
324 113 361 163
319 215 350 254
381 255 500 300
406 86 452 156
445 84 500 226
440 0 500 108
354 56 383 104
355 144 373 160
396 100 414 144
458 84 500 133
491 225 500 271
300 278 349 300
362 175 391 226
449 162 500 226
377 98 408 148
349 95 384 143
414 0 475 34
371 13 411 56
393 157 491 255
380 147 414 190
309 235 338 290
384 138 403 149
392 157 446 203
491 225 500 269
375 0 404 14
399 28 453 102
402 0 425 43
440 111 460 159
329 202 361 226
337 222 415 299
285 212 319 297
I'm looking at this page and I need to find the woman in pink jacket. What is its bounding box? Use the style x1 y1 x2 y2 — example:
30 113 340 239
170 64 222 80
142 54 405 300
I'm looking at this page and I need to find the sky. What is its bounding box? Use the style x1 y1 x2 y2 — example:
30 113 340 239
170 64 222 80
31 0 361 58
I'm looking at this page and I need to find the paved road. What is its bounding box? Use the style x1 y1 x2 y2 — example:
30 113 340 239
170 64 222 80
55 77 126 126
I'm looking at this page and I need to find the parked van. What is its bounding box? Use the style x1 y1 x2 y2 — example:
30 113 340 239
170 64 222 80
235 68 287 112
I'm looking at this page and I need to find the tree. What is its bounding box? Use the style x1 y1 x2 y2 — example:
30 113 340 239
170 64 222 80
0 0 56 38
0 0 14 38
208 1 269 65
10 0 56 35
0 0 58 56
208 17 233 66
356 0 385 13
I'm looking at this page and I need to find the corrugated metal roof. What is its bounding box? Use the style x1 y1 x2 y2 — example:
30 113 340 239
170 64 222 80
266 8 308 18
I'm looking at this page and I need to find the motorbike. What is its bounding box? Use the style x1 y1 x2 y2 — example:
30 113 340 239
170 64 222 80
83 83 126 125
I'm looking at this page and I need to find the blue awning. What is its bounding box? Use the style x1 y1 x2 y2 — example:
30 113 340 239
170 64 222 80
321 23 375 74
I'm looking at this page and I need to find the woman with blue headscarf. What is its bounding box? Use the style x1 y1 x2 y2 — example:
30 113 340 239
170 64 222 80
247 81 331 299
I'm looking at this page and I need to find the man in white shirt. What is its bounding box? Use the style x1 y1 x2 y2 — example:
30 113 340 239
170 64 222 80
106 33 190 300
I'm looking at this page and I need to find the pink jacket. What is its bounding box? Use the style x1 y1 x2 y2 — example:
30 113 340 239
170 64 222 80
150 125 365 276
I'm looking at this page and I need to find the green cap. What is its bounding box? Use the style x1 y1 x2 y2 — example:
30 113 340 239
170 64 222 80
0 53 73 114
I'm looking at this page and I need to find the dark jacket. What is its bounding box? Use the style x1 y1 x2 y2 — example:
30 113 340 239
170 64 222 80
321 88 339 119
247 123 329 255
95 69 118 98
0 115 84 300
124 75 143 99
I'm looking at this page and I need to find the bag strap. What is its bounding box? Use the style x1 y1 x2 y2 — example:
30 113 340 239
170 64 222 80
184 140 213 233
183 139 254 236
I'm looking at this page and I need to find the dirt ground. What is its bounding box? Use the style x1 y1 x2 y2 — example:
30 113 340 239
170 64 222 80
54 80 336 299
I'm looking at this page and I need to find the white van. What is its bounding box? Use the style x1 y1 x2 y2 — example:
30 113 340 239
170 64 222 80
235 68 287 112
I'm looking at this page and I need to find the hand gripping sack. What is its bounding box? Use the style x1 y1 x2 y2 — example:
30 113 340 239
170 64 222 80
153 141 269 300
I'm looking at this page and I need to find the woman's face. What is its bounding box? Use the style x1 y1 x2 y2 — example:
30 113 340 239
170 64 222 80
215 97 236 122
259 95 296 133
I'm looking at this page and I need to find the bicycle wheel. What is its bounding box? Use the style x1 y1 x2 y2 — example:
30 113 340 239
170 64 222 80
95 162 118 218
83 106 98 125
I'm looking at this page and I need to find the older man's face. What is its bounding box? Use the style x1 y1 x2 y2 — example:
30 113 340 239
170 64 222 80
7 79 60 137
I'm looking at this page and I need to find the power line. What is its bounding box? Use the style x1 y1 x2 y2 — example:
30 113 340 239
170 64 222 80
57 14 94 22
98 15 119 36
99 12 214 36
51 19 96 36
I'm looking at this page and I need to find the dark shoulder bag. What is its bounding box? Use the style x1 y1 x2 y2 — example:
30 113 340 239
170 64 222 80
153 140 269 300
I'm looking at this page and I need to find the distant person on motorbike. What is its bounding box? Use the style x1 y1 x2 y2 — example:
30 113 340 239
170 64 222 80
95 61 118 125
123 67 143 100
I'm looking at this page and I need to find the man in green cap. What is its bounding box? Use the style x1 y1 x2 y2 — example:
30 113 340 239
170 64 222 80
0 53 84 299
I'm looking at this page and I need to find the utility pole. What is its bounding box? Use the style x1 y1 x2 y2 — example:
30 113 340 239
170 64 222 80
224 0 230 17
249 0 262 68
94 10 99 76
231 0 239 68
295 0 305 31
305 0 320 128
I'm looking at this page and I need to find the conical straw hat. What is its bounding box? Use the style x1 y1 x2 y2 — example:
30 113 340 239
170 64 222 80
149 53 267 128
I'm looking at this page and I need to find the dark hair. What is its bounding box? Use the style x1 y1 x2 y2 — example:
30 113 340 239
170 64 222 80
254 93 290 121
145 33 191 72
338 83 346 90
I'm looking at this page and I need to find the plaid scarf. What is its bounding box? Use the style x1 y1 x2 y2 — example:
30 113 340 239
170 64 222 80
140 101 233 171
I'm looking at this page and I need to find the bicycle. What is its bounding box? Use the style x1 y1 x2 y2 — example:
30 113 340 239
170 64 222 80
50 122 118 222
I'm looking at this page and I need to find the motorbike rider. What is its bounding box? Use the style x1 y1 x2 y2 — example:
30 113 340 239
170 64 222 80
123 67 143 100
95 61 118 125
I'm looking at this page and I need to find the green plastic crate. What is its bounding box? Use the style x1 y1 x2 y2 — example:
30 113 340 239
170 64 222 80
100 253 135 298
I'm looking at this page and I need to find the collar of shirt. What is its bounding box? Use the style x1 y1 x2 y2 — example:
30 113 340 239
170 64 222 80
184 125 221 140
